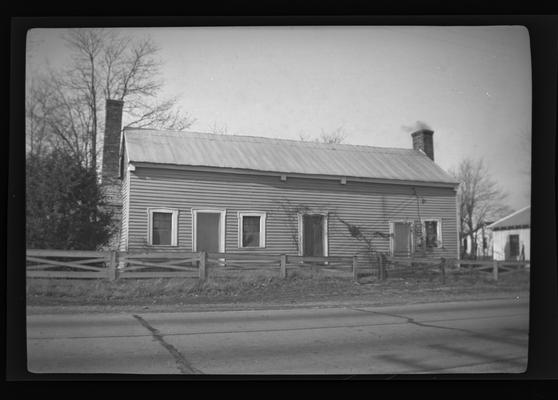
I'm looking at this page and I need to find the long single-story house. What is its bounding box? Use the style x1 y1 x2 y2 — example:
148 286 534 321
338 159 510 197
101 100 460 261
488 206 530 261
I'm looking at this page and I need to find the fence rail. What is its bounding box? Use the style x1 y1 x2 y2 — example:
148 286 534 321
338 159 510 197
26 249 529 283
26 249 111 279
118 251 200 279
383 256 529 282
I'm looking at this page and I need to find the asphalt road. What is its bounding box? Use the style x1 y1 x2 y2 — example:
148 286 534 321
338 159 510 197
27 298 529 375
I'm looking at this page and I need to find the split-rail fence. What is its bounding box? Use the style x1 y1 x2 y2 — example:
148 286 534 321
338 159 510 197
26 249 529 283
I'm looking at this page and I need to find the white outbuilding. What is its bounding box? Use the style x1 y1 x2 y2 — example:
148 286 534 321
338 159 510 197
487 206 530 262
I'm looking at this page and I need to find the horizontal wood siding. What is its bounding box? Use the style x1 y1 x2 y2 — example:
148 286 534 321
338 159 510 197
119 149 130 251
127 168 458 261
492 228 530 261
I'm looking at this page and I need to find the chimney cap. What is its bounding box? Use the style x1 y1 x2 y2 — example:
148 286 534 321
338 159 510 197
411 129 434 136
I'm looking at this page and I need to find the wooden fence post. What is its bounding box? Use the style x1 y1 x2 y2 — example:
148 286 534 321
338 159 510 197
199 251 207 282
352 255 358 282
280 254 287 279
493 259 499 281
107 250 118 281
440 257 446 284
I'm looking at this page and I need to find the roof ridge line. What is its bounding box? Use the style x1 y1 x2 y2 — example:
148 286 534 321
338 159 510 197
124 128 415 153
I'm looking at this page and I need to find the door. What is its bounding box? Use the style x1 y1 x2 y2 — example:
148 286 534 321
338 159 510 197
302 214 325 257
393 222 412 256
508 234 520 260
196 212 221 253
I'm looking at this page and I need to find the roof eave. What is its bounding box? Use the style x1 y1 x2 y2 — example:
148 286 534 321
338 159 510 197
130 161 460 188
491 224 530 231
487 206 531 229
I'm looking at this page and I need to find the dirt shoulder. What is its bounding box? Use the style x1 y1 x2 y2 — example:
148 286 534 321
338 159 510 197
26 270 530 315
26 291 529 315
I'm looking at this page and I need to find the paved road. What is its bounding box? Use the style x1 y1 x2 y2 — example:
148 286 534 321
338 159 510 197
27 298 529 374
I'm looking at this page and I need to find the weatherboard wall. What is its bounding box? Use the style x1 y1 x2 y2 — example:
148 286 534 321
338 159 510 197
491 227 530 261
124 167 458 261
119 148 130 252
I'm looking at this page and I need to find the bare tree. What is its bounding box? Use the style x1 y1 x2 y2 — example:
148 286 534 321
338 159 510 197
26 74 94 167
63 29 105 172
26 28 195 172
299 126 348 144
26 78 55 158
210 122 229 135
449 158 512 258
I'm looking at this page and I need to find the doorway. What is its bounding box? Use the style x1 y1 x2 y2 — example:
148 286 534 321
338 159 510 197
192 210 225 253
300 214 328 257
391 221 412 256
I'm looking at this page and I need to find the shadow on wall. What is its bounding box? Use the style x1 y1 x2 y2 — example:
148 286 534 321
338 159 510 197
503 240 526 261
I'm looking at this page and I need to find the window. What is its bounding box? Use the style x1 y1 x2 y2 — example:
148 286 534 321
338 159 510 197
423 219 442 249
509 234 520 259
148 209 178 246
238 212 266 248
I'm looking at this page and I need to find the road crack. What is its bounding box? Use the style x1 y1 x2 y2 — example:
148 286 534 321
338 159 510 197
347 307 526 347
133 314 203 374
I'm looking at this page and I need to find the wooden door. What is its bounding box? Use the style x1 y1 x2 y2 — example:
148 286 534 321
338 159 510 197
196 213 221 253
303 215 324 257
393 222 412 256
508 234 520 260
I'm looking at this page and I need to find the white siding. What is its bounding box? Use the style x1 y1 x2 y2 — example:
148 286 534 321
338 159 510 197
126 167 459 262
492 227 530 261
119 148 130 251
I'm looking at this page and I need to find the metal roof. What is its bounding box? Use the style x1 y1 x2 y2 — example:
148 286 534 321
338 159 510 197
123 128 458 185
488 206 531 229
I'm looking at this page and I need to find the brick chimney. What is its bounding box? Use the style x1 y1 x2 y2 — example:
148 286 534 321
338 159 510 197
102 99 124 184
412 129 434 161
101 99 124 250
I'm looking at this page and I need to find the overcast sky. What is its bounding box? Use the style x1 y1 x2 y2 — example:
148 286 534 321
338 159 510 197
26 26 531 210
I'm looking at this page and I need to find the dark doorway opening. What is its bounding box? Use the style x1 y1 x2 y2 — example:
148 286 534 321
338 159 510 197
196 212 221 253
302 214 325 257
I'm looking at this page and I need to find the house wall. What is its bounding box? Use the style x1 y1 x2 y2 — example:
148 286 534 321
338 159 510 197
492 227 530 261
124 167 458 262
119 145 130 252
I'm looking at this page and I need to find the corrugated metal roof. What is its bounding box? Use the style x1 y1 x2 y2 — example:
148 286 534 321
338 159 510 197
488 206 530 229
123 128 458 185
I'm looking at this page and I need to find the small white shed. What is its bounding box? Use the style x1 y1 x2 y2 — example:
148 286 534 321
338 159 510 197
488 206 530 261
